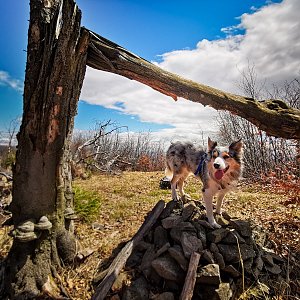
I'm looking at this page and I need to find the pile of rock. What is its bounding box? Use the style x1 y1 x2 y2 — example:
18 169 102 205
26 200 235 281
108 201 285 300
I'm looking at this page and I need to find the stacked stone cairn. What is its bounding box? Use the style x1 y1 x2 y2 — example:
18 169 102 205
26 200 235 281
108 201 285 300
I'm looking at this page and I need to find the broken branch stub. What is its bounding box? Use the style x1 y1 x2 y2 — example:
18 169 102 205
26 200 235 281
85 29 300 139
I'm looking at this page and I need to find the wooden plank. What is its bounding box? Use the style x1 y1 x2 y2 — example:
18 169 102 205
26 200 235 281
180 252 201 300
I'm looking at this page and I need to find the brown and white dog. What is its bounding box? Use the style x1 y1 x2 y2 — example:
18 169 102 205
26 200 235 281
165 137 243 228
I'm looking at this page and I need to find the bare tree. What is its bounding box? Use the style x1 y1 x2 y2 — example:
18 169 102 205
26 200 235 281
6 117 20 154
218 67 299 179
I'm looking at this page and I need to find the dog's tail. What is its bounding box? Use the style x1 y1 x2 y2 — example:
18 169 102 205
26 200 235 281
165 162 173 180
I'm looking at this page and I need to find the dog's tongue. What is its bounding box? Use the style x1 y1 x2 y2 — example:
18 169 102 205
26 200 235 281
215 169 224 180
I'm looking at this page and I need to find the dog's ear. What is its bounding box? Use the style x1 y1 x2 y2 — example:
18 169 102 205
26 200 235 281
229 139 243 153
208 137 217 151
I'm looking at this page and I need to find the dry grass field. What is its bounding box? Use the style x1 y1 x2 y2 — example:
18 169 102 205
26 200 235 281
1 171 299 299
67 171 299 299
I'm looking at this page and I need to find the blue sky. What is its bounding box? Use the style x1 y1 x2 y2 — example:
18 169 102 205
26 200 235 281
1 0 298 142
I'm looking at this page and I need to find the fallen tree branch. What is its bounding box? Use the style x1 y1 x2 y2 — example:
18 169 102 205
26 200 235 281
91 200 165 300
85 29 300 139
180 252 201 300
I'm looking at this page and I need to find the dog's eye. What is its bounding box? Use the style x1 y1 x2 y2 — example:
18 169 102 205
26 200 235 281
212 150 219 158
223 155 230 159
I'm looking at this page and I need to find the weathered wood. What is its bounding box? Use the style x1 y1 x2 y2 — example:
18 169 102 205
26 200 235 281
2 0 89 298
86 30 300 140
180 251 201 300
92 200 165 300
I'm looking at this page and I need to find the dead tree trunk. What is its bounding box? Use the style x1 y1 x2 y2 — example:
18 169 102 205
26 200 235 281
1 0 89 298
87 31 300 140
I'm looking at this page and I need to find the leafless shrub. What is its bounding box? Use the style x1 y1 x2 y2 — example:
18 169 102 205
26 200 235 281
218 65 299 180
71 120 165 174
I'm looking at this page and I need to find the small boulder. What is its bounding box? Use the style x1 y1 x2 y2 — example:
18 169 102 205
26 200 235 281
220 230 246 244
222 265 241 278
168 245 189 271
161 215 183 229
202 249 215 264
197 264 221 285
218 243 256 263
151 254 184 282
207 228 229 243
181 232 203 258
215 282 233 300
229 220 252 237
122 276 149 300
154 226 169 248
182 202 197 221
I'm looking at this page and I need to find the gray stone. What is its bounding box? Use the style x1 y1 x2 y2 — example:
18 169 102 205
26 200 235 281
269 252 285 263
170 227 183 243
168 245 189 271
244 258 254 275
182 202 197 221
254 255 264 271
135 241 151 251
154 226 169 248
222 265 241 278
181 232 203 258
218 243 256 263
221 230 246 244
202 249 215 264
140 245 156 270
126 251 143 268
253 256 263 278
160 201 177 219
161 215 183 229
207 228 230 243
197 264 221 285
262 253 274 266
154 292 175 300
122 276 149 300
151 254 184 282
265 264 282 275
192 221 207 247
177 221 197 232
91 223 105 231
210 243 219 254
156 243 171 257
164 280 181 293
215 282 233 300
198 219 214 229
214 252 226 269
229 220 252 237
169 222 197 244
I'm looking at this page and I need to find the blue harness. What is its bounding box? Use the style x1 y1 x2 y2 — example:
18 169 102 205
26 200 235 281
194 153 207 176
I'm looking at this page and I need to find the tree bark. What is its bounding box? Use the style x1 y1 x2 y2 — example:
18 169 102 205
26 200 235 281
1 0 89 298
86 31 300 140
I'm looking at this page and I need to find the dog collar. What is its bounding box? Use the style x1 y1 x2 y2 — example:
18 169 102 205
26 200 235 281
194 153 207 176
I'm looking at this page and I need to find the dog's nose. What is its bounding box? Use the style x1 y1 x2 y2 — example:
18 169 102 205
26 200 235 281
214 163 220 169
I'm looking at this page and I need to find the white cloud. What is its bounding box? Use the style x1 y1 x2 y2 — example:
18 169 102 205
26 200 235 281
80 0 300 143
0 71 23 92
